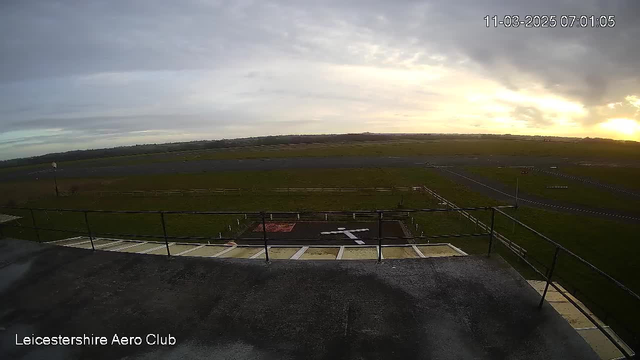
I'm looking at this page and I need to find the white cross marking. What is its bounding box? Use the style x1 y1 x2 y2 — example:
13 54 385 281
320 227 369 245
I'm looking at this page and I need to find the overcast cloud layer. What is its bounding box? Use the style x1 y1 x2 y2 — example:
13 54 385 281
1 0 639 160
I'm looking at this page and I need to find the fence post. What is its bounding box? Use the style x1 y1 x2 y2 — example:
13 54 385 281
539 246 561 309
487 208 496 256
377 211 383 263
261 212 269 262
29 208 41 243
160 212 170 257
83 211 95 251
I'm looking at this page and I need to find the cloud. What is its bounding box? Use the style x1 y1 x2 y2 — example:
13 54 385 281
510 106 552 127
1 0 639 159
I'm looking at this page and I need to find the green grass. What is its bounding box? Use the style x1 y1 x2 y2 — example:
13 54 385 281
465 166 640 213
562 166 640 191
108 139 640 165
2 167 638 345
420 169 640 344
3 138 640 173
0 168 442 204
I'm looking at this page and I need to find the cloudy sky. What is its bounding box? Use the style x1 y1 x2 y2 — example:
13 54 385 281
1 0 639 160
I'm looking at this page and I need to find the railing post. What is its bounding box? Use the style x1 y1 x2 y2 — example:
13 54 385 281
539 246 561 309
487 208 495 256
160 212 170 257
30 208 41 243
377 211 383 263
83 211 95 251
261 212 269 262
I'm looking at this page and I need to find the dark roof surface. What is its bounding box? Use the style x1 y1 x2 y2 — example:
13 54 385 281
0 238 598 360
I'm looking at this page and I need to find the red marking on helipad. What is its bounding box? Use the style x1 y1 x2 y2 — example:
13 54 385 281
254 223 296 233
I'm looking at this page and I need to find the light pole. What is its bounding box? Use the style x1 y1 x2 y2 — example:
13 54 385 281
52 162 59 197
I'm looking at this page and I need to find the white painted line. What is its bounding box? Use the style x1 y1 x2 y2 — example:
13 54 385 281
574 326 610 331
64 240 92 247
447 243 468 256
176 245 205 256
138 243 174 254
412 245 426 258
291 246 309 260
49 236 83 244
210 245 236 258
250 247 269 259
95 240 123 249
110 241 146 251
337 246 345 260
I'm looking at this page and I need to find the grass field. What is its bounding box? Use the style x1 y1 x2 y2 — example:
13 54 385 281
465 166 640 213
3 138 640 172
562 166 640 191
1 166 639 345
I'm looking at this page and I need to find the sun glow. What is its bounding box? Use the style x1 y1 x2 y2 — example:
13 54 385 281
599 118 640 137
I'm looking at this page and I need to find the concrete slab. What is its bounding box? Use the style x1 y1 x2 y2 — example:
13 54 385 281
146 245 174 255
69 239 113 249
341 247 378 260
118 242 161 253
164 244 199 255
182 245 227 257
382 246 419 259
0 238 600 360
256 247 300 260
100 240 140 250
218 247 262 259
51 238 88 246
300 247 339 260
550 302 596 328
577 328 634 360
417 245 461 257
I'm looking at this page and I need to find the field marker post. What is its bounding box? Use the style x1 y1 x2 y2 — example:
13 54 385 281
83 211 95 251
160 212 170 257
487 208 496 256
261 212 270 262
538 246 561 309
29 208 41 243
513 177 519 233
377 211 383 263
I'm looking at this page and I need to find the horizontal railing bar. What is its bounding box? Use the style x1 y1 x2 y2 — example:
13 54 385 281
549 282 634 358
0 205 514 215
493 207 640 304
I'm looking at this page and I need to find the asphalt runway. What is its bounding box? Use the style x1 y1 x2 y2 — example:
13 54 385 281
0 155 605 182
435 168 640 223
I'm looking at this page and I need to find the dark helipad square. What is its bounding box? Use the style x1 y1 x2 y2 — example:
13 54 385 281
239 220 407 245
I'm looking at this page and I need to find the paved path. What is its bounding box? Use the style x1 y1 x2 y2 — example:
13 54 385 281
435 168 640 223
535 168 640 198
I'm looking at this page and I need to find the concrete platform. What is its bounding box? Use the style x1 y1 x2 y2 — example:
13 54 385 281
57 237 469 260
528 280 635 360
0 238 599 360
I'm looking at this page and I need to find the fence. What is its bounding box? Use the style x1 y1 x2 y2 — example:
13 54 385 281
491 207 638 359
79 187 424 197
0 205 505 260
0 204 637 358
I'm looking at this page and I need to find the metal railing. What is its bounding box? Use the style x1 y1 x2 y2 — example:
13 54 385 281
0 205 508 261
490 207 638 359
0 204 637 358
